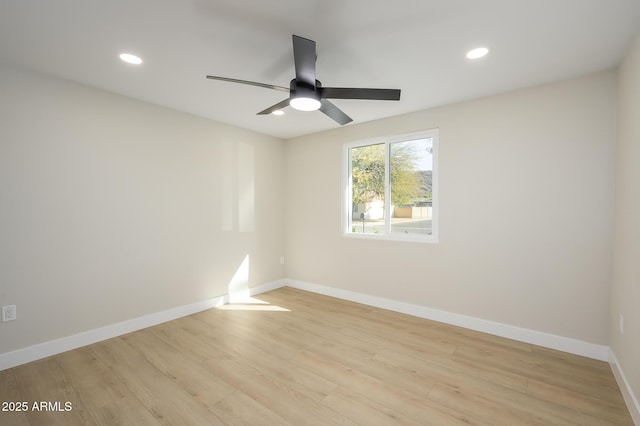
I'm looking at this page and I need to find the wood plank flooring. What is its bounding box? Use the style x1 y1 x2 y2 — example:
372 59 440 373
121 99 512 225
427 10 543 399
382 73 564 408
0 287 633 425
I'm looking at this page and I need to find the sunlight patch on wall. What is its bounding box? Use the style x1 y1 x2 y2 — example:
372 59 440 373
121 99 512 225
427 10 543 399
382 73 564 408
221 141 234 232
220 141 254 233
238 142 255 233
228 254 250 302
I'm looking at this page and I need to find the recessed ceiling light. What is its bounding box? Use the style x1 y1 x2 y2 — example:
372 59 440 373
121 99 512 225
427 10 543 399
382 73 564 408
272 110 285 116
119 53 143 65
466 47 489 60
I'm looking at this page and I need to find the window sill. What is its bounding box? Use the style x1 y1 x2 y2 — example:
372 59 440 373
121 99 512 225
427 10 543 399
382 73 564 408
342 231 438 244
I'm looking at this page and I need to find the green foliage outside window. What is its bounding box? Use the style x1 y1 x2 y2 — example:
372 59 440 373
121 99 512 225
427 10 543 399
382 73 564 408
351 141 430 207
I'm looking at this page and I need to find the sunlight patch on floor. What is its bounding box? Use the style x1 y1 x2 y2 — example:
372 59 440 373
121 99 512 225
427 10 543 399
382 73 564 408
218 296 290 312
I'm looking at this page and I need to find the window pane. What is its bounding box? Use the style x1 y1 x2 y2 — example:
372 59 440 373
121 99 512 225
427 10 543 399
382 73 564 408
389 138 433 235
350 143 385 234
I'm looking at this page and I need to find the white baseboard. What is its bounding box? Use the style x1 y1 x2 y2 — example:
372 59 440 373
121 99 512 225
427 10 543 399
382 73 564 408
285 279 610 361
0 277 612 369
610 350 640 425
0 279 287 371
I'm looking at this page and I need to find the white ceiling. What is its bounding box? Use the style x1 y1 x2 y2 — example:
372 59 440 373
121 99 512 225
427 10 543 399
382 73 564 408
1 1 639 139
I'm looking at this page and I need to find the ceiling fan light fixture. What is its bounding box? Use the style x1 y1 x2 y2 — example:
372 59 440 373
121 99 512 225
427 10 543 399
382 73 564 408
272 110 285 116
290 96 321 111
289 80 321 111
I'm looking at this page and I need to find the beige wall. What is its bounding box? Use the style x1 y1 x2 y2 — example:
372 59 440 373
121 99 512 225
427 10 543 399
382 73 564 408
285 70 616 345
612 31 640 405
0 58 626 366
0 64 284 354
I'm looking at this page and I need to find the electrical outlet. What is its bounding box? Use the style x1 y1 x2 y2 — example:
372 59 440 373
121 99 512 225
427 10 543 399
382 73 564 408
2 305 16 322
619 314 624 335
280 256 285 265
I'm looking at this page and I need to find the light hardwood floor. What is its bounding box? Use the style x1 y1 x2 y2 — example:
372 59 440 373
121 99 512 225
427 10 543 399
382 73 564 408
0 287 633 425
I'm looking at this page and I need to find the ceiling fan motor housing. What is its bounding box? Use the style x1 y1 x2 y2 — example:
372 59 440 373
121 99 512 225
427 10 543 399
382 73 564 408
289 79 322 110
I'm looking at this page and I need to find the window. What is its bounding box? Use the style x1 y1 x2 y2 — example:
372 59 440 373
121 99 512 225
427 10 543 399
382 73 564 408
344 129 438 242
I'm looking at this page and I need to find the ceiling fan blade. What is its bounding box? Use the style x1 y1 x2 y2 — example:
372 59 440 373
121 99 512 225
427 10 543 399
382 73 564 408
320 87 401 101
319 100 352 125
292 35 316 86
257 98 290 115
206 75 289 93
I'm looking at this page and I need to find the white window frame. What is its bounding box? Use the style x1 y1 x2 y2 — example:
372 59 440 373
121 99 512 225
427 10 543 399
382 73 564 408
342 129 439 243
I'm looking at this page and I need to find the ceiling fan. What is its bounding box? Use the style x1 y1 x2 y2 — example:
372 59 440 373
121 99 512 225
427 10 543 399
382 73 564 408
206 35 401 125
